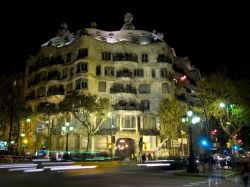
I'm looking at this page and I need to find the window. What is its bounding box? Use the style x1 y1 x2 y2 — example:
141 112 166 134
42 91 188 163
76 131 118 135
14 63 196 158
143 115 156 129
151 69 156 78
75 79 81 90
139 84 151 94
96 65 101 76
70 67 74 77
98 82 106 92
77 48 88 58
157 54 168 62
76 62 88 73
81 79 88 89
36 86 46 97
161 68 167 78
141 100 150 111
102 52 111 60
134 68 144 77
75 79 88 90
39 71 47 81
141 53 148 62
162 83 169 93
66 53 71 62
66 83 73 93
62 68 67 79
122 116 136 129
105 67 115 76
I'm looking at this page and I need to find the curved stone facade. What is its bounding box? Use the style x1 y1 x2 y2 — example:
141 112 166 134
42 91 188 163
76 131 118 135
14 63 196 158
25 18 178 158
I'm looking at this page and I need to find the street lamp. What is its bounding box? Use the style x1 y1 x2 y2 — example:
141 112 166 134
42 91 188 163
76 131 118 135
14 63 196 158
61 122 74 159
185 85 212 173
182 110 200 173
45 120 53 154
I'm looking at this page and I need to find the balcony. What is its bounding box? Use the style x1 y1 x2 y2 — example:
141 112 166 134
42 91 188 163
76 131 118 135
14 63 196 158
139 129 160 135
113 100 149 111
113 53 138 62
116 69 133 78
110 84 137 94
47 85 65 96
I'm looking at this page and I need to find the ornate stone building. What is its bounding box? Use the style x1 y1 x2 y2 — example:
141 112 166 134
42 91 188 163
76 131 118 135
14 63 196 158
24 13 198 158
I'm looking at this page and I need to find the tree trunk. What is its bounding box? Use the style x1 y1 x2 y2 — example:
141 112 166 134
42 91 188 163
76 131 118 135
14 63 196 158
16 121 20 155
8 106 13 154
86 132 92 152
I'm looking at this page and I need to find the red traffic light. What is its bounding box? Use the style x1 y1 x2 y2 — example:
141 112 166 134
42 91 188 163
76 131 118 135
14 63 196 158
211 129 218 136
180 75 187 81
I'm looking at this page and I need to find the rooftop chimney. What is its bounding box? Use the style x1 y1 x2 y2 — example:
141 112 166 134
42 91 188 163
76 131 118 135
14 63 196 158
91 22 97 29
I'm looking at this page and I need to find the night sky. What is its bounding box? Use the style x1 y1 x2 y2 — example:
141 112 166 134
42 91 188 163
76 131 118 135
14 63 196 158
0 2 249 75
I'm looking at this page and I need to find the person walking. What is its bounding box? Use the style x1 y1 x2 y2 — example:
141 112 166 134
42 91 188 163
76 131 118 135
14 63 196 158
240 160 249 187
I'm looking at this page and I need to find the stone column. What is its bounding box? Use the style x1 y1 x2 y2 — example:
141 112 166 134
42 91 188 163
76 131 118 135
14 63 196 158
134 136 140 154
119 115 122 130
135 115 138 134
140 116 143 129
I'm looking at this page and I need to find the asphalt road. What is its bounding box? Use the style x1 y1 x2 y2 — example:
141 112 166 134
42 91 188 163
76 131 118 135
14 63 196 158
0 163 243 187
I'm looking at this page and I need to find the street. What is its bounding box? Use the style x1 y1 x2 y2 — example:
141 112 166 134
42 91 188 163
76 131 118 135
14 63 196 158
0 162 243 187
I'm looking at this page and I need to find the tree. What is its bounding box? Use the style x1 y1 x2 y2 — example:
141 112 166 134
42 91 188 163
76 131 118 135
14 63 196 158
196 71 249 136
158 96 186 154
58 92 111 152
36 102 59 152
0 72 31 154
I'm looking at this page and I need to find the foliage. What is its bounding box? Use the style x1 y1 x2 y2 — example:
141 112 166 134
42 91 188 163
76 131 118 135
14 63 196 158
36 102 58 116
58 91 112 151
158 96 185 140
196 71 249 135
0 72 32 146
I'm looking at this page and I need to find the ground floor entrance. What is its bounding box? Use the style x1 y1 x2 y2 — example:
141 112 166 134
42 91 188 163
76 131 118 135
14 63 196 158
115 138 135 159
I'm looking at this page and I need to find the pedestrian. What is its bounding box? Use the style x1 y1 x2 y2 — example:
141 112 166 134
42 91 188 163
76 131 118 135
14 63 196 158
138 152 142 164
240 160 249 187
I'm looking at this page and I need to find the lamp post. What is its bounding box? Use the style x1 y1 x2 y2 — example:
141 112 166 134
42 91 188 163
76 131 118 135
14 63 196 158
20 133 25 155
185 85 212 173
180 130 186 156
182 110 200 173
45 120 53 154
61 122 74 159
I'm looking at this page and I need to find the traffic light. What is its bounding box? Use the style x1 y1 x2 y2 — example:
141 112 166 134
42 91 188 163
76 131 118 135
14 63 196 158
199 137 211 149
180 75 187 81
233 144 239 150
201 140 208 146
174 74 188 87
211 129 218 136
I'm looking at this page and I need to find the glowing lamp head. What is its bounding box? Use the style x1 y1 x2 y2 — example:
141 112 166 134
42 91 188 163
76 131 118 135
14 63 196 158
219 102 226 108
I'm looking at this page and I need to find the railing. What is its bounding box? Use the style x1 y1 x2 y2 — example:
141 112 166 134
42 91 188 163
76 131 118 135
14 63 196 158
110 84 137 94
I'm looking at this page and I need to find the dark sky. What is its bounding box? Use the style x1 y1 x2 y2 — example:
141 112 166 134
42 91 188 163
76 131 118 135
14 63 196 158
1 2 249 75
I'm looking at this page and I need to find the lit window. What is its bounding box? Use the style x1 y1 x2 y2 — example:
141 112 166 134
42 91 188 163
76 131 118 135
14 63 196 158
141 53 148 62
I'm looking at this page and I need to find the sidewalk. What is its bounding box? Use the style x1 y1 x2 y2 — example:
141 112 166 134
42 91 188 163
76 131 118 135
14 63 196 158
174 169 240 178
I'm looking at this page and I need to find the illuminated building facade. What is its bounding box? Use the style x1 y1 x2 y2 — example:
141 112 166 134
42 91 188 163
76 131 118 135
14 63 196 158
25 13 198 157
